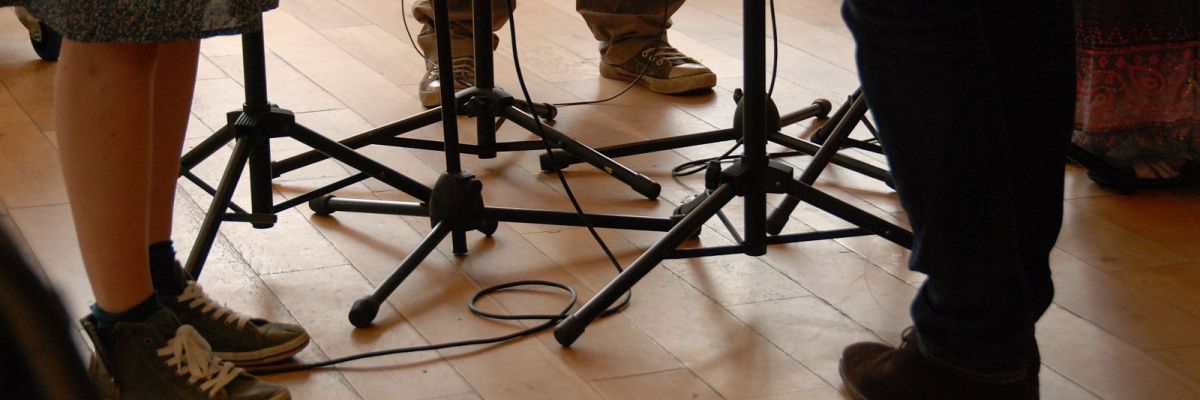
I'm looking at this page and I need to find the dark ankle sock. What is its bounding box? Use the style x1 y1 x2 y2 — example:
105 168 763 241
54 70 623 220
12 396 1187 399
91 294 163 334
148 240 187 296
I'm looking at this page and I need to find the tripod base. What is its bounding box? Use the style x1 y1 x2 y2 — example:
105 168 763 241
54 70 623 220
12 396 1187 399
312 167 683 328
180 28 447 278
553 155 913 346
181 99 438 278
343 169 488 327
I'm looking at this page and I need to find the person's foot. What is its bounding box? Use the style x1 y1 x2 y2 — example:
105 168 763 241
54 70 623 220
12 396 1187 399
839 327 1037 400
1083 156 1198 191
418 57 476 108
82 309 290 400
159 283 308 367
599 42 716 94
1131 159 1189 180
158 261 309 366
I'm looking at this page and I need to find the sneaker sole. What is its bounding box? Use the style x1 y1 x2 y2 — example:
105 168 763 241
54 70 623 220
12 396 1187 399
838 357 869 400
93 358 292 400
599 63 717 94
214 332 311 367
100 390 289 400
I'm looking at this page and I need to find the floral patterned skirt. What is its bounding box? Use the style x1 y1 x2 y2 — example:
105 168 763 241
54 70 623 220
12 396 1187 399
13 0 278 43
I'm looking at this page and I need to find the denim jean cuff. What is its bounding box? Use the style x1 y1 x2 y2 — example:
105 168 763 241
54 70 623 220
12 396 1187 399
915 328 1029 383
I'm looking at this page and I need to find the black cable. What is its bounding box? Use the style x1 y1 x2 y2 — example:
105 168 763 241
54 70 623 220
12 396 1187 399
551 0 671 108
251 280 577 375
671 148 809 177
672 139 743 177
400 0 430 64
768 0 779 97
502 0 633 308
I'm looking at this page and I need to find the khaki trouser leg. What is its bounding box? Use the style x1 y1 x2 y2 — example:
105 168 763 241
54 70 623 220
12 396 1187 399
412 0 515 60
576 0 686 64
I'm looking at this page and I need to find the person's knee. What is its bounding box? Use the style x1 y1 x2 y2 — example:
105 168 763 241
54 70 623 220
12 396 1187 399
60 40 160 76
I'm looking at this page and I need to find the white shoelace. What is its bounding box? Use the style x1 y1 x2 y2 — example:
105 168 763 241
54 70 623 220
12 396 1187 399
641 45 695 66
429 57 476 89
177 282 251 329
157 325 244 398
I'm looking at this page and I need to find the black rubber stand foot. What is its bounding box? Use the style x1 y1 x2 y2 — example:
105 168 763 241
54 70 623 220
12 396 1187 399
814 99 833 118
309 195 336 215
553 315 583 347
479 220 499 236
349 296 381 328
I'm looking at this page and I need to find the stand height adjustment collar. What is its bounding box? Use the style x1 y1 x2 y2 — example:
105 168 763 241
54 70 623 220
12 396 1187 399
429 172 487 231
719 160 795 196
460 87 515 118
228 105 295 140
732 92 782 136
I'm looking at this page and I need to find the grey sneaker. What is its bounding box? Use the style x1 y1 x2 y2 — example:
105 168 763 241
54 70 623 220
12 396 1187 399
418 57 476 108
83 309 290 400
599 43 716 94
162 281 309 367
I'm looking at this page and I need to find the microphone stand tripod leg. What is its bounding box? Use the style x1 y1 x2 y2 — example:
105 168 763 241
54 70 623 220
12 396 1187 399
554 184 736 346
349 222 453 328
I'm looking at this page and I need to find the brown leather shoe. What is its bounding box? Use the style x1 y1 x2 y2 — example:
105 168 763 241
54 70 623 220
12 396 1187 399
839 327 1038 400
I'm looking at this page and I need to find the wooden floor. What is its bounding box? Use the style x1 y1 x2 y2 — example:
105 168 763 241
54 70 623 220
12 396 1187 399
2 1 1200 399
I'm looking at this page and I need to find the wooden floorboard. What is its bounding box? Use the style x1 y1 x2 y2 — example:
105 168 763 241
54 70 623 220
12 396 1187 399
1 1 1198 399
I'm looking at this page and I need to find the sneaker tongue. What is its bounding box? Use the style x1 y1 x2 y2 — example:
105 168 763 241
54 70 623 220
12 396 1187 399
154 261 192 297
144 308 183 334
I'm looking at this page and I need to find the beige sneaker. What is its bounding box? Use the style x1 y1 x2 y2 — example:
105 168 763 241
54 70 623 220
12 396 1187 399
418 57 476 107
599 42 716 94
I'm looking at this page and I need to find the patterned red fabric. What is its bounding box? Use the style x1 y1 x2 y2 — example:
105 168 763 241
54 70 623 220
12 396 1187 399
1073 1 1200 165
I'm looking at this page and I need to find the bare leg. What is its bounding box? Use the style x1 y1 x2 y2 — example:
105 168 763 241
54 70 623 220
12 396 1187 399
56 40 160 313
147 40 201 243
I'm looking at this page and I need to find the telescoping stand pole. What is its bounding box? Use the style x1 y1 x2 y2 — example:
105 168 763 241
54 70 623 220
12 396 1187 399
552 0 914 347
